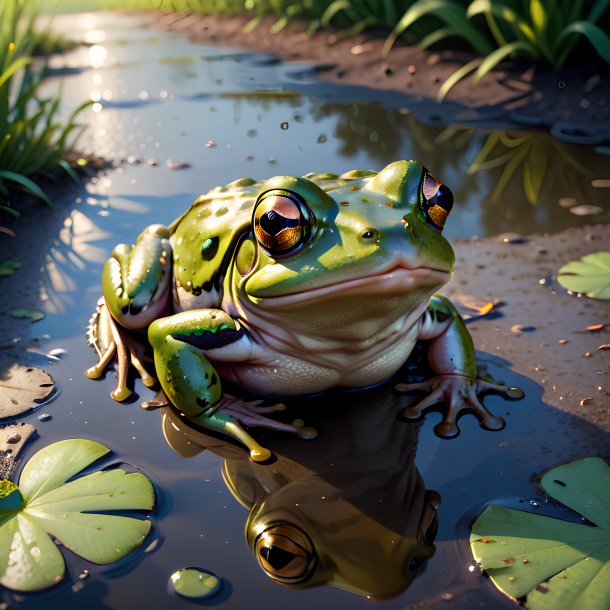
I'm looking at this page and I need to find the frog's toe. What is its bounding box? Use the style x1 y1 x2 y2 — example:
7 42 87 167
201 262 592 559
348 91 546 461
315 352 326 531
467 386 505 431
477 379 524 400
402 387 443 420
434 419 460 439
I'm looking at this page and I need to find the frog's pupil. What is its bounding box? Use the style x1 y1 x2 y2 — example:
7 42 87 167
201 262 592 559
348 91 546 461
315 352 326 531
260 545 295 571
260 211 299 236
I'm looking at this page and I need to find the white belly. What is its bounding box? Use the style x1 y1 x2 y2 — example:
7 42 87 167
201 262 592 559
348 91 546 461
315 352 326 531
214 321 419 396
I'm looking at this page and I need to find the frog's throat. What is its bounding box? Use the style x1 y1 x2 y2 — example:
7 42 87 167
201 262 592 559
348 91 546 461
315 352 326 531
249 266 450 309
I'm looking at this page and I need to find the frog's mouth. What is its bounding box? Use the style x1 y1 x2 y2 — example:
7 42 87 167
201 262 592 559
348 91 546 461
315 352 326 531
251 264 450 308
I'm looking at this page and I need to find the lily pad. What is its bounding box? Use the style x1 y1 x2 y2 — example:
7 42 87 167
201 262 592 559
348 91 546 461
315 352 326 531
0 362 56 419
0 438 155 591
557 251 610 299
10 308 45 322
470 457 610 610
0 260 21 277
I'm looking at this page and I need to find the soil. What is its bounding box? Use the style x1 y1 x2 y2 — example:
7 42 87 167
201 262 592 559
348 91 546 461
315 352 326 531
145 10 610 145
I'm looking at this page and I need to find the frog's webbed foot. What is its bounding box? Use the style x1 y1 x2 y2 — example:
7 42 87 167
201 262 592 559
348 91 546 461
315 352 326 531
395 375 523 439
201 395 317 463
86 300 156 401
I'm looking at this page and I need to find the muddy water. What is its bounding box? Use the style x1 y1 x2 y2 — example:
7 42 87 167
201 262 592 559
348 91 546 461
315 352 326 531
4 11 609 610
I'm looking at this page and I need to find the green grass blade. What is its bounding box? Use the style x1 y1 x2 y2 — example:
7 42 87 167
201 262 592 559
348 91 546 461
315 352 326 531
556 21 610 66
474 40 537 82
0 170 51 206
437 58 480 102
320 0 352 27
0 56 31 89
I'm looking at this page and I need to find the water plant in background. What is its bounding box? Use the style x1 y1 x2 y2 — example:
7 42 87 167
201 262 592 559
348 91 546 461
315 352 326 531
0 438 155 592
471 457 610 610
0 0 90 218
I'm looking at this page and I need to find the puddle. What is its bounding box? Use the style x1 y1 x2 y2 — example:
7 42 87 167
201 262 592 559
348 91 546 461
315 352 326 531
1 11 608 610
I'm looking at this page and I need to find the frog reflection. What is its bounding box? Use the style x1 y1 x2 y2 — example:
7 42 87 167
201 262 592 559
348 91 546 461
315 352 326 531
162 385 440 599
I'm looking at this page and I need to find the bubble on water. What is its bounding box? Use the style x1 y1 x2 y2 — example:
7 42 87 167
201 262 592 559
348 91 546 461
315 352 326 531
280 121 289 130
169 568 221 599
317 133 327 143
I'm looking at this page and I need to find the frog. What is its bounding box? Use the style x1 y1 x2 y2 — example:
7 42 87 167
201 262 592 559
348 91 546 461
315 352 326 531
86 160 522 462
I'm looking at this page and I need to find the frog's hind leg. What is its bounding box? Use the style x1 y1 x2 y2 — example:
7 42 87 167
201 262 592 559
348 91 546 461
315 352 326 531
198 400 317 463
86 300 156 401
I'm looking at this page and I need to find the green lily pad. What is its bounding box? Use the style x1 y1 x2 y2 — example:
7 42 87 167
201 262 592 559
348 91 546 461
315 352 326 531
470 457 610 610
0 438 155 591
10 308 45 322
557 251 610 299
0 260 21 277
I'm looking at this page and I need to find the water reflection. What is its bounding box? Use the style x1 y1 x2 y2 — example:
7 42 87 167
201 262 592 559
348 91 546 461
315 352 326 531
162 385 440 599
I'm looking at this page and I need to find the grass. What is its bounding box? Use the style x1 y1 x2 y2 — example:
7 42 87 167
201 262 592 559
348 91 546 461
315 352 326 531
0 0 90 223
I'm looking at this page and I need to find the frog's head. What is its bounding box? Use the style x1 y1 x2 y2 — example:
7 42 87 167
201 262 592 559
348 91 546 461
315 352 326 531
232 161 455 339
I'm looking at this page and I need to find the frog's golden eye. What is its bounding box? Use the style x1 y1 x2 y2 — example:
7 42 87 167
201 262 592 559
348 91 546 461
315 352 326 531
253 190 314 256
254 524 316 583
421 169 454 231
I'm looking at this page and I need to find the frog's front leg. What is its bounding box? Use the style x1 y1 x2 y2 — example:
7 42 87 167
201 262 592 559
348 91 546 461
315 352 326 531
86 224 172 400
149 309 316 462
395 295 523 438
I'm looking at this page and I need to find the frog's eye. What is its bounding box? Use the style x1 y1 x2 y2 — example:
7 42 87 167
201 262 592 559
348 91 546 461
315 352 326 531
254 524 316 583
421 169 454 231
253 190 314 256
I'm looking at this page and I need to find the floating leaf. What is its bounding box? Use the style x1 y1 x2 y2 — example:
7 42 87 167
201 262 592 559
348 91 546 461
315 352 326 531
557 251 610 299
450 293 496 320
470 457 610 610
0 261 21 277
10 309 45 322
0 363 56 419
0 438 154 591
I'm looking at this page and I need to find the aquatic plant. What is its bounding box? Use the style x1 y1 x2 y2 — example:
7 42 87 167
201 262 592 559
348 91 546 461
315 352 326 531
0 0 90 215
471 457 610 610
0 438 155 591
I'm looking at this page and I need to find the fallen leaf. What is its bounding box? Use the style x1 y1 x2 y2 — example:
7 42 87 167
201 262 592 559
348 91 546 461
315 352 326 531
450 293 496 320
10 308 45 322
586 324 606 331
0 362 56 419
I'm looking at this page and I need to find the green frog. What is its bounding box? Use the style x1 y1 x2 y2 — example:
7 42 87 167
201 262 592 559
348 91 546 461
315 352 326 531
86 160 522 461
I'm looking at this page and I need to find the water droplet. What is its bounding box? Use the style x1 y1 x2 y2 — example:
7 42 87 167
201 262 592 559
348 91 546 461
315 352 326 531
317 133 327 143
529 499 540 507
78 569 89 580
169 568 221 599
280 121 289 130
38 413 52 421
